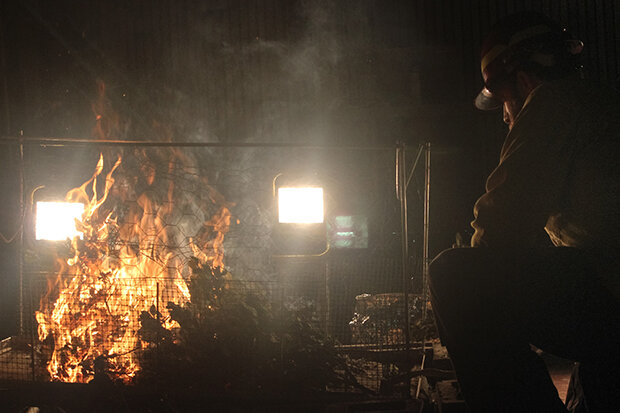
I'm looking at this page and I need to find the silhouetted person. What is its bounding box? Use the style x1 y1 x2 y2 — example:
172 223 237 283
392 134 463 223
430 12 620 413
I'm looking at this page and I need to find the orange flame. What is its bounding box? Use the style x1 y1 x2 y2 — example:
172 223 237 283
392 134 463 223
35 153 232 383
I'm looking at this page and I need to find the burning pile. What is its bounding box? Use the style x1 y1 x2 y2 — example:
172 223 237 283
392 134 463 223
35 152 232 383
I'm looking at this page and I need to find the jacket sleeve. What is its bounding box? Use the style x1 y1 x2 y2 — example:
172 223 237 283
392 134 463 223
470 84 578 248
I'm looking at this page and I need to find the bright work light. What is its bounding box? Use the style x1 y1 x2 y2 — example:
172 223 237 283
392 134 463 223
278 187 324 224
35 201 84 241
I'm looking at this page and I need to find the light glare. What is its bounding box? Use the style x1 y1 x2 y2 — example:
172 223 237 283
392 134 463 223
36 202 84 241
278 187 324 223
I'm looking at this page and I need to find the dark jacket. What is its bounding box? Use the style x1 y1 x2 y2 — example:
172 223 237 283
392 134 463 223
471 76 620 298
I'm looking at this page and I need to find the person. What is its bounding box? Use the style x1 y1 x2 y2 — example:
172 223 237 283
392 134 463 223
429 11 620 413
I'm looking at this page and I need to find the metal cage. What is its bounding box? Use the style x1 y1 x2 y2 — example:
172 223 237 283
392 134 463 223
0 137 431 397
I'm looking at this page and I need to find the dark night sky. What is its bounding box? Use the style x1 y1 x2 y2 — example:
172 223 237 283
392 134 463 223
0 0 619 337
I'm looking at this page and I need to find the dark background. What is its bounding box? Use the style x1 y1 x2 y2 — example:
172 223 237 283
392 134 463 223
1 0 619 338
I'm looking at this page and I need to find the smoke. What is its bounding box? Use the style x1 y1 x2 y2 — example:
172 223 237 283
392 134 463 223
27 1 382 284
287 0 343 92
169 1 365 281
173 0 367 145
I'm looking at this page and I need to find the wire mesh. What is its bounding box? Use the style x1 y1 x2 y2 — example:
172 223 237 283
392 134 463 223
0 142 427 394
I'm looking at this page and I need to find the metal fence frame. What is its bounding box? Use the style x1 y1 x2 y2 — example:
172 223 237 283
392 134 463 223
0 136 431 389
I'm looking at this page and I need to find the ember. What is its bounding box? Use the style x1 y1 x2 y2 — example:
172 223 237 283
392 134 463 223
35 153 232 383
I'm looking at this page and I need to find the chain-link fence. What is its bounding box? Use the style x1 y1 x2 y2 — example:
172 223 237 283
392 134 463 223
0 141 429 394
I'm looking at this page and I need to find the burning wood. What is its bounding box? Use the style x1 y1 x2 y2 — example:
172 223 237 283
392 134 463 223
35 152 232 383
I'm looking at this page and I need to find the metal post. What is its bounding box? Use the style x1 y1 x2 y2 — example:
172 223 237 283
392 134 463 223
324 258 330 337
422 142 431 319
18 138 24 335
397 143 410 350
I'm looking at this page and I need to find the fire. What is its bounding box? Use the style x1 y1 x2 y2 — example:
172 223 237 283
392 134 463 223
35 153 232 383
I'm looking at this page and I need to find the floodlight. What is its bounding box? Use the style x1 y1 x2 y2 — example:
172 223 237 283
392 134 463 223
36 201 84 241
278 187 324 224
